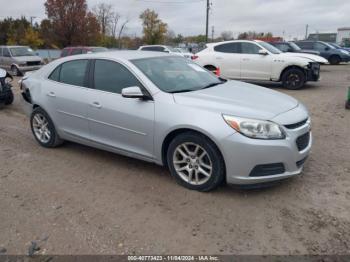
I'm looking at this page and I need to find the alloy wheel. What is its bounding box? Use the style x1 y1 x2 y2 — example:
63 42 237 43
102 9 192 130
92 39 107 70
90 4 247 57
32 113 51 144
172 142 213 185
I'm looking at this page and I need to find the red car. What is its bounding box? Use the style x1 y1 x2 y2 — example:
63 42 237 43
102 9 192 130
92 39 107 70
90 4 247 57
60 46 108 57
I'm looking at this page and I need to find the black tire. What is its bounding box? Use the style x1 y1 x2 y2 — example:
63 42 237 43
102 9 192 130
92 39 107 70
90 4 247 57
282 68 306 90
329 55 341 65
167 131 225 192
4 90 14 105
30 107 63 148
11 65 22 76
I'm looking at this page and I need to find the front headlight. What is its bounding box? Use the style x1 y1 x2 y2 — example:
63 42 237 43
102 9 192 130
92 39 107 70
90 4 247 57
223 115 286 140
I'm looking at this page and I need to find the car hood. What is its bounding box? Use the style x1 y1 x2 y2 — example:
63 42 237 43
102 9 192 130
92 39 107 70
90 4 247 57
283 52 328 63
173 80 299 120
13 56 42 62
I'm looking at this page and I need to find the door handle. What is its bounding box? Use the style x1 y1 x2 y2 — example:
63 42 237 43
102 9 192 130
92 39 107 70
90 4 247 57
242 58 250 61
216 56 223 60
47 91 56 97
91 101 102 109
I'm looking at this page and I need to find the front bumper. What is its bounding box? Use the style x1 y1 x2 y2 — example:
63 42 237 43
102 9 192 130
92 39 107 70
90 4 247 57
17 65 42 73
220 114 312 185
306 62 320 81
341 56 350 63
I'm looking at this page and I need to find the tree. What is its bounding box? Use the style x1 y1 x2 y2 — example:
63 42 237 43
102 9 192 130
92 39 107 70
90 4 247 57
93 3 113 35
21 27 44 48
221 31 233 41
44 0 101 47
140 9 167 45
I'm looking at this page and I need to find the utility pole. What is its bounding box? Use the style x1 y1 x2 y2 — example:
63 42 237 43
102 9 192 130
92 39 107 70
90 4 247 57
205 0 210 43
30 16 36 27
211 26 214 42
305 24 309 40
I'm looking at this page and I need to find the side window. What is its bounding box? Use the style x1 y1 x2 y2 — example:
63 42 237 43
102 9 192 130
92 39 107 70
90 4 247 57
48 65 61 82
314 42 327 51
71 48 83 55
214 43 240 53
3 48 11 57
61 49 69 57
297 42 312 49
60 60 88 87
93 60 142 94
241 43 261 54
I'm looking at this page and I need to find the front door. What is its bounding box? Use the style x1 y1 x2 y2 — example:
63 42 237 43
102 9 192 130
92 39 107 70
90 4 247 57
240 42 272 80
87 59 155 159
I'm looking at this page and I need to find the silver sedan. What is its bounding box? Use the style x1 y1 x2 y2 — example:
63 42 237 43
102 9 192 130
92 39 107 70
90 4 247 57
20 51 312 191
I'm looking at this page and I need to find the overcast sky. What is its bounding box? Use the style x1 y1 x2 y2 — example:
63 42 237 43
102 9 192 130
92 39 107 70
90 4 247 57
1 0 349 40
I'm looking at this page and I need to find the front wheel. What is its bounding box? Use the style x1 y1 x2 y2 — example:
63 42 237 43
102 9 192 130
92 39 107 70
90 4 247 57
167 132 225 192
30 107 63 148
282 68 306 90
329 55 341 65
4 89 14 105
11 65 21 77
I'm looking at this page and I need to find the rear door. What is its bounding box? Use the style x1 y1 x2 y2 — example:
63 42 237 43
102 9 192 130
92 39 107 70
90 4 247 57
213 42 241 79
45 59 91 140
87 59 155 159
240 42 272 80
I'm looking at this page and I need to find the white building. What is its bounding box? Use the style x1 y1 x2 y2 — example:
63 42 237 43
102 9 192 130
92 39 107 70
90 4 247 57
337 27 350 46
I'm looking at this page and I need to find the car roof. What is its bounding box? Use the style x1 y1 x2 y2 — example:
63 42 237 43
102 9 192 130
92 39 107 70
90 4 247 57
205 40 261 47
58 50 174 61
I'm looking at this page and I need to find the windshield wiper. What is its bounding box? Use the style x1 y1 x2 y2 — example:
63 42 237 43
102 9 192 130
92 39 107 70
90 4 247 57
200 80 225 90
169 89 195 94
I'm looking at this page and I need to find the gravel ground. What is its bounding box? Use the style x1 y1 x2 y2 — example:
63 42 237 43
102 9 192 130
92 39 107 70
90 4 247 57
0 65 349 255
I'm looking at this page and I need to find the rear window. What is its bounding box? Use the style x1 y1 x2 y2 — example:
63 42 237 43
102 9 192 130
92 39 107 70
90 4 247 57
53 60 89 87
214 43 240 53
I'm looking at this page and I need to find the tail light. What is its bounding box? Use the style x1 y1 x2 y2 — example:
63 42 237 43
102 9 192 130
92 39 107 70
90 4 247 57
191 55 199 60
215 67 221 77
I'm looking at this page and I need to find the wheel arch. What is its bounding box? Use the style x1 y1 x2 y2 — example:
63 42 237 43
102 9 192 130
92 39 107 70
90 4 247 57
279 65 306 82
161 128 226 172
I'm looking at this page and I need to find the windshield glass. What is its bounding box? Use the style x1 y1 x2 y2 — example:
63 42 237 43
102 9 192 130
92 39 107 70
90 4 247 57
323 42 335 49
258 42 281 54
132 56 222 93
330 43 341 49
91 47 108 53
10 47 35 56
289 42 301 51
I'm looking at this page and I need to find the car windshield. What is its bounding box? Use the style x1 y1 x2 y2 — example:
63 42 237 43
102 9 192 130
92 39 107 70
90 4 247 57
91 47 108 53
289 42 301 51
323 42 335 49
10 47 35 56
329 43 341 49
132 56 223 93
258 42 282 54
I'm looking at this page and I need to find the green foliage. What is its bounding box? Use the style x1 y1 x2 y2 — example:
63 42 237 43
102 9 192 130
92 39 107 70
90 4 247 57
140 9 168 45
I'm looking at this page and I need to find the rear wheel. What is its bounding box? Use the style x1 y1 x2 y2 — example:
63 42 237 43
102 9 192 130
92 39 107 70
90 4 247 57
30 107 63 148
167 132 225 192
329 55 341 65
282 68 306 90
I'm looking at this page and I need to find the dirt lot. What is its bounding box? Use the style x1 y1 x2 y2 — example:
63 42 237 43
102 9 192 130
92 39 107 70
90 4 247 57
0 65 349 255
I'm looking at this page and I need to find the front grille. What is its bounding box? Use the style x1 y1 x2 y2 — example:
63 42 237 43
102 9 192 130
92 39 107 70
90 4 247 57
284 118 308 129
27 61 41 66
296 132 310 151
296 157 308 168
249 163 285 177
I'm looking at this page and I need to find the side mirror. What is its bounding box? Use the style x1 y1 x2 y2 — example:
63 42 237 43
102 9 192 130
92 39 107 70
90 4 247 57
258 49 268 55
122 86 147 99
325 47 330 51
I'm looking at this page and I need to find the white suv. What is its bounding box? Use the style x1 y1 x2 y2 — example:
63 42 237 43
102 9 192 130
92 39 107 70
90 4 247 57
194 40 320 89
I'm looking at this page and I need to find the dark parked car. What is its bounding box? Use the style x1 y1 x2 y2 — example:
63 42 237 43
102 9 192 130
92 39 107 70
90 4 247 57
269 41 320 55
327 42 350 53
294 41 350 65
61 46 108 57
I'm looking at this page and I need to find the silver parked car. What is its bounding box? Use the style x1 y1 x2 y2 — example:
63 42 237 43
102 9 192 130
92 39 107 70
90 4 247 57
20 51 312 191
0 45 43 76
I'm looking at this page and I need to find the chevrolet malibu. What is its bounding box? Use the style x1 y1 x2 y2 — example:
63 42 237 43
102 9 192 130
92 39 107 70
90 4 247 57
20 51 312 191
